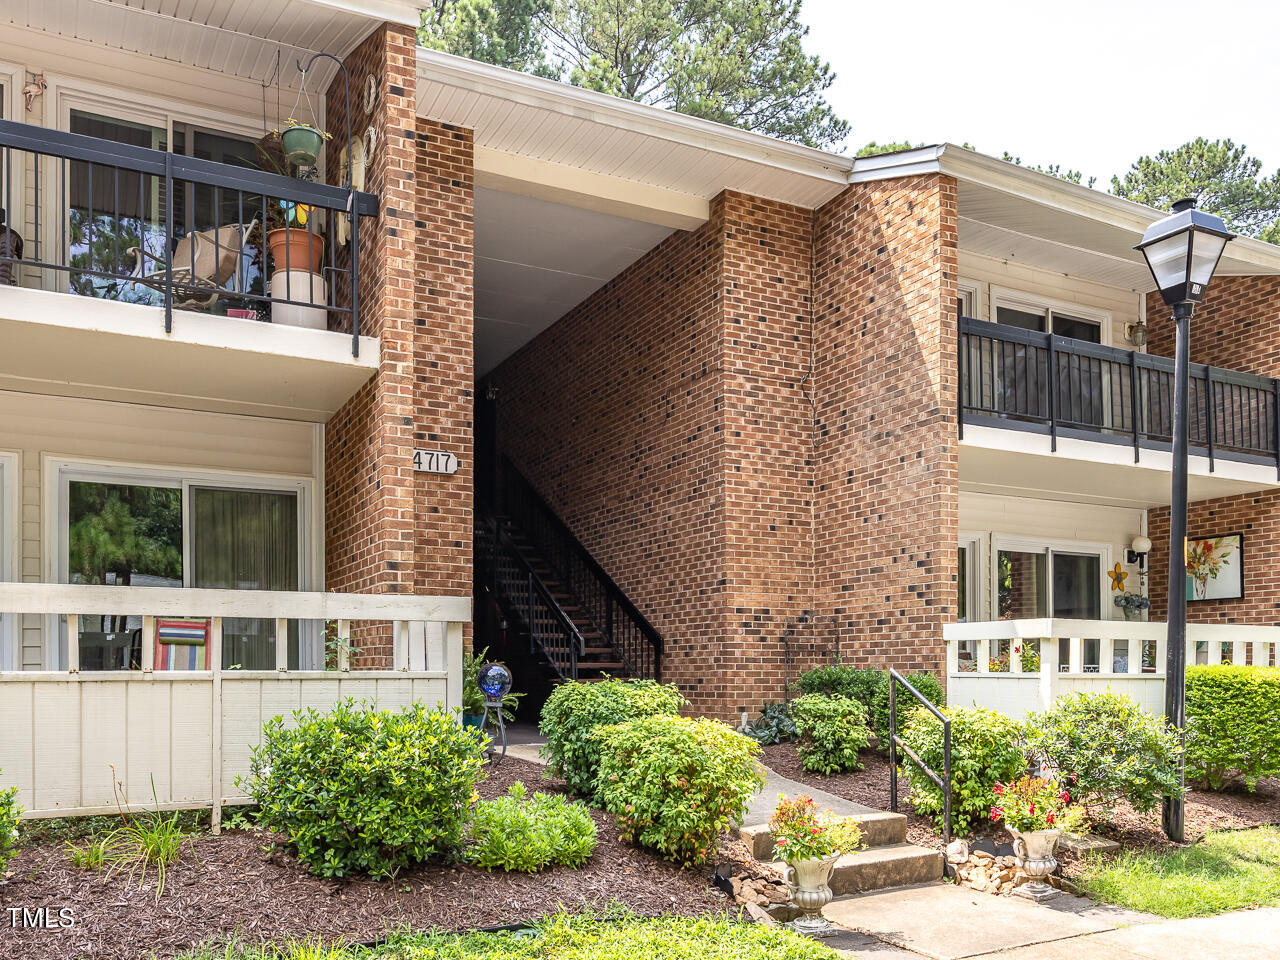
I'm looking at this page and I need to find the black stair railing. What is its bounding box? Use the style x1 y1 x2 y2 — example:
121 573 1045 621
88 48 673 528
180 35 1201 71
959 317 1280 474
889 668 952 851
500 457 664 681
478 518 584 681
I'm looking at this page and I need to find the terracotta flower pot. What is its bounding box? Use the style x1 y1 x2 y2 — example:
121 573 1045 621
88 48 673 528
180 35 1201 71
266 228 323 274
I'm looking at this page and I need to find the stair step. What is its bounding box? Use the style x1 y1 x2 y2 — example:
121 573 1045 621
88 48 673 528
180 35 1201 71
823 843 943 896
738 810 906 861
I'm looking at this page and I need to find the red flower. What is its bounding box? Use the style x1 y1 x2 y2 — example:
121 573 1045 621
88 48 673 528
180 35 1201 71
990 806 1000 821
1047 812 1055 825
993 783 1004 796
1028 803 1035 815
1071 773 1078 783
1060 791 1070 803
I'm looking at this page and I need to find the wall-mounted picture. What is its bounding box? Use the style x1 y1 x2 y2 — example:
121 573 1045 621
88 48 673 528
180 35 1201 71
1186 533 1243 602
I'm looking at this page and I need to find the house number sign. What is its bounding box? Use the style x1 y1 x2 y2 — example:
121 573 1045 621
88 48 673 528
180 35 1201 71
413 450 459 475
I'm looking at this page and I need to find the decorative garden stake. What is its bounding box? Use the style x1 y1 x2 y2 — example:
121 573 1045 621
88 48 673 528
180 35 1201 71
770 795 864 937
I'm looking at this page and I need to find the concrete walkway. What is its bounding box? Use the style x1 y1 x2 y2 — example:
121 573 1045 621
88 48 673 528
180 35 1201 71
742 765 881 826
823 881 1280 960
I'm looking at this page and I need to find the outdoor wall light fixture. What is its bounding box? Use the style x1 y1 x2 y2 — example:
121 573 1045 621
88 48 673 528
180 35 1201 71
1125 320 1149 347
1127 535 1152 570
1136 197 1234 843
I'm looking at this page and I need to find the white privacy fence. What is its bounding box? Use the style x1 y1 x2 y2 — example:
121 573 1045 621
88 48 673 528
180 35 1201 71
944 618 1280 721
0 583 468 826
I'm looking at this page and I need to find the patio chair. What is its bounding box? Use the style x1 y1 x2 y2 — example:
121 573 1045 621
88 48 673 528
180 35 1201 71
127 218 258 309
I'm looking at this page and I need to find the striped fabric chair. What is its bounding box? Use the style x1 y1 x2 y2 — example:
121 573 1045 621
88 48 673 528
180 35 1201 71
153 618 210 670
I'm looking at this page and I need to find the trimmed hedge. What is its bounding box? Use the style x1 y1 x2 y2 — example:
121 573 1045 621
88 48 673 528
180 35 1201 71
0 772 19 875
901 705 1025 834
539 679 686 798
1186 665 1280 791
239 700 486 878
795 664 944 748
593 715 763 866
1026 691 1182 817
465 781 597 873
790 694 870 774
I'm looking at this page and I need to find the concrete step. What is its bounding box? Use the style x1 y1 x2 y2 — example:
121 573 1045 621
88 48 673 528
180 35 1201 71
825 843 943 896
738 809 906 861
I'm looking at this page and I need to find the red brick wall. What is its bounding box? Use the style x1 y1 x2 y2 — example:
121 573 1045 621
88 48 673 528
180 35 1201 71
492 197 732 712
323 27 474 666
1145 277 1280 630
811 175 959 673
490 178 959 716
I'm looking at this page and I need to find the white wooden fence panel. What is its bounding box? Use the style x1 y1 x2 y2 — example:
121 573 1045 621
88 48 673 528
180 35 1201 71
80 682 128 806
33 683 81 812
0 682 33 801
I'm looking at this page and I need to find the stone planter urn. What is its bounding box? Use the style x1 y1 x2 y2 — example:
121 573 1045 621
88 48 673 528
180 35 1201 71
1010 828 1061 902
783 854 840 936
1123 607 1145 622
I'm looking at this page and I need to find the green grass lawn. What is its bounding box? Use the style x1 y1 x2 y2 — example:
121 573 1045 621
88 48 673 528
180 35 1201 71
1077 827 1280 918
174 914 838 960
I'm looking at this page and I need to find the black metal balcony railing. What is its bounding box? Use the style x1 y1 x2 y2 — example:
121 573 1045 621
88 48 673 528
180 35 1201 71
0 118 377 356
959 317 1280 473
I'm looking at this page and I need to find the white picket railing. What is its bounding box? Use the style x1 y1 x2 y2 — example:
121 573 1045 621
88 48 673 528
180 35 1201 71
943 618 1280 720
0 583 469 826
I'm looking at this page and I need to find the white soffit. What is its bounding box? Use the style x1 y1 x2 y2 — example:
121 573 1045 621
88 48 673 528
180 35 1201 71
2 0 415 88
416 48 853 221
474 186 674 376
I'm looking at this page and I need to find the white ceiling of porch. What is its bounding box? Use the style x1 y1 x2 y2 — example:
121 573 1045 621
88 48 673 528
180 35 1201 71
474 186 674 376
2 0 417 88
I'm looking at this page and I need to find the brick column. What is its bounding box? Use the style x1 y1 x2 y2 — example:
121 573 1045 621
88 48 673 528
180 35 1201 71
811 175 960 674
323 26 474 666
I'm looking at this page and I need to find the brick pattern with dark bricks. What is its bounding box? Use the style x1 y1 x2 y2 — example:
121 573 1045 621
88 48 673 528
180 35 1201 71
1146 277 1280 638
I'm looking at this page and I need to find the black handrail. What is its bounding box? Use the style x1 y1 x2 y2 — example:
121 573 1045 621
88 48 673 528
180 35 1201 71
500 457 664 681
959 317 1280 471
479 518 584 681
889 668 952 851
0 117 376 355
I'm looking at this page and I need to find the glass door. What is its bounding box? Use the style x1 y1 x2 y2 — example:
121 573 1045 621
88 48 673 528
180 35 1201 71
189 487 299 670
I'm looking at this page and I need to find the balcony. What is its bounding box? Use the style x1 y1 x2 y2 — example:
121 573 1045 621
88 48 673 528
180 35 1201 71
0 118 379 421
959 317 1280 473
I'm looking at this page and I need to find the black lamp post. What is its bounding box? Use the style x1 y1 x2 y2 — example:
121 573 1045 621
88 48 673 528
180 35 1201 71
1135 198 1233 842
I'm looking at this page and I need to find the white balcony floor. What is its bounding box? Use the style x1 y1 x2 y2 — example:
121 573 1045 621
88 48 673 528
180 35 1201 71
0 285 378 422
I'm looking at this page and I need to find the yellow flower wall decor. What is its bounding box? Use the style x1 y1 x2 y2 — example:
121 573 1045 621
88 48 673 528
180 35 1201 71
1108 563 1127 592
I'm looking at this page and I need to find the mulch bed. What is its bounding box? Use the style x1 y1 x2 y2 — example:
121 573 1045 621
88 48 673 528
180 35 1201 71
0 758 728 960
759 743 1280 858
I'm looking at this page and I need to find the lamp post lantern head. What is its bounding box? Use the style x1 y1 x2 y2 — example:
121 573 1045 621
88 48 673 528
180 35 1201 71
1136 198 1234 307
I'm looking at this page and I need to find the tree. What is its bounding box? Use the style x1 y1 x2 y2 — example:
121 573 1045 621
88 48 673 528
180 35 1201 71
999 152 1095 189
539 0 847 148
856 141 921 158
1111 139 1280 240
419 0 550 73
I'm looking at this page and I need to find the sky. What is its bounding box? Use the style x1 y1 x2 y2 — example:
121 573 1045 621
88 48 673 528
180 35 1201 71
800 0 1280 185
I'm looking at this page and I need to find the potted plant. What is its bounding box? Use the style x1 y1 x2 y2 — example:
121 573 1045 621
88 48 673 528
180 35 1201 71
253 131 327 326
990 775 1085 902
280 118 331 169
1113 591 1150 622
770 794 864 935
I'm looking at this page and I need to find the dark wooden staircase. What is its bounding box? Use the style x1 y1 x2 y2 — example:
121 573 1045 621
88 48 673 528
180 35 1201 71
474 460 663 685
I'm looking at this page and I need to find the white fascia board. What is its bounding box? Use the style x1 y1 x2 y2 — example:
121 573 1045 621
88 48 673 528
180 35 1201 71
475 147 709 230
298 0 422 26
847 145 946 183
416 48 853 185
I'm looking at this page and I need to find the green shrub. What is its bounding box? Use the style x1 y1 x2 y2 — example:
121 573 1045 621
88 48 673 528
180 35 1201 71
795 664 944 748
901 706 1025 834
790 694 871 774
744 700 797 745
1026 691 1182 818
1186 665 1280 791
539 678 686 798
593 715 764 866
0 774 20 874
464 781 597 873
239 699 486 878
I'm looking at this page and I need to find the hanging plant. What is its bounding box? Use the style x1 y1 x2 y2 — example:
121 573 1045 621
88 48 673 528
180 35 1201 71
281 117 332 169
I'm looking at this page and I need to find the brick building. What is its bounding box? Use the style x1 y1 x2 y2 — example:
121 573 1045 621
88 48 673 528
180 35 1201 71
3 2 1280 753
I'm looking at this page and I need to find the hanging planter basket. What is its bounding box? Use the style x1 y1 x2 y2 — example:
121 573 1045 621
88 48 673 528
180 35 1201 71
282 124 325 167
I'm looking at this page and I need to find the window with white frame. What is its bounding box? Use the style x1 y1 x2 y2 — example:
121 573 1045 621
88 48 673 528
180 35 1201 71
991 289 1109 345
955 533 983 671
50 461 317 672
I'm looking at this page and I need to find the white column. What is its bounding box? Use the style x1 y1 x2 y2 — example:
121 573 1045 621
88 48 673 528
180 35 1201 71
275 618 289 671
66 613 79 673
1038 637 1058 710
210 617 223 835
446 621 464 711
142 615 155 674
